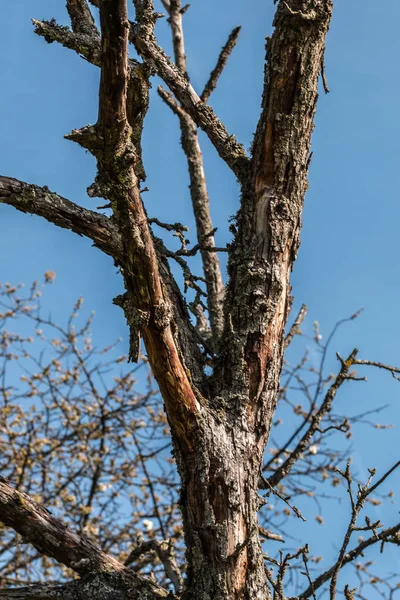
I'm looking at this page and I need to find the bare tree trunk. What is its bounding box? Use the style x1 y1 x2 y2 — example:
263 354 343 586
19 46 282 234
176 417 268 600
0 1 334 598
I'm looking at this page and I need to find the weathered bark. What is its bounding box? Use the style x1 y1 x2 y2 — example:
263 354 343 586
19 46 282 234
175 412 268 600
0 477 124 576
0 176 122 261
0 573 168 600
0 478 168 599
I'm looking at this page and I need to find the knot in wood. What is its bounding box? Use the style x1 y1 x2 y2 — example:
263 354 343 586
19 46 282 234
153 302 172 330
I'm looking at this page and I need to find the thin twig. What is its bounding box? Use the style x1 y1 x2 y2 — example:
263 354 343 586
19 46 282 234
261 475 306 522
284 304 307 350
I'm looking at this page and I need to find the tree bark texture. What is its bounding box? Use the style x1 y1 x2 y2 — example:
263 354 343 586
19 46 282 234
0 1 333 599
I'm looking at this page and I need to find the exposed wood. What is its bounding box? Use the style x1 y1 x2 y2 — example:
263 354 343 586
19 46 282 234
0 573 168 600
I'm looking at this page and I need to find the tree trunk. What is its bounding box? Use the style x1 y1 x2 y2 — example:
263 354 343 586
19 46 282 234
176 413 268 600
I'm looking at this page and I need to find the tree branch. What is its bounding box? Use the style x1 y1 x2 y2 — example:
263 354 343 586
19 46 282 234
32 19 101 66
132 0 249 181
284 303 307 350
0 176 123 261
0 573 169 600
296 524 400 599
264 349 358 489
0 476 124 576
201 26 241 103
125 536 183 594
161 0 188 77
0 581 76 599
66 0 98 36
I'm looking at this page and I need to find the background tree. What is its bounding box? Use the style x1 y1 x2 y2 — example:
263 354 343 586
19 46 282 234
0 279 398 599
0 1 399 599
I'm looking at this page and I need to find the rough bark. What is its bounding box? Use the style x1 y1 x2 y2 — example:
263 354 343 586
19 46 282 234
0 478 167 599
0 573 168 600
0 477 124 576
0 176 122 261
217 0 333 437
174 411 269 600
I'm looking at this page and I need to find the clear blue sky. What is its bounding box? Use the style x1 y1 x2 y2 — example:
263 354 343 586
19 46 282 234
1 0 400 595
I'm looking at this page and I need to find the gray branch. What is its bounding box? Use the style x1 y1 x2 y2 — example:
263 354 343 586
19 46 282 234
32 19 101 66
0 176 123 261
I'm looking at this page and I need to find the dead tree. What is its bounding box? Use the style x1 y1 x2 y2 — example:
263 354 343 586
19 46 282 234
1 1 399 599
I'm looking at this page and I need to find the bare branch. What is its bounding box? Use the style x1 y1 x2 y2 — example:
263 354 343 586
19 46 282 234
158 0 225 342
354 357 400 380
367 460 400 498
258 526 284 543
265 349 359 488
296 524 400 599
0 176 123 261
66 0 98 36
132 0 249 181
125 535 183 595
284 303 307 350
261 475 306 521
201 26 241 103
164 0 188 77
294 461 400 600
32 19 101 66
157 86 185 117
0 476 124 576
